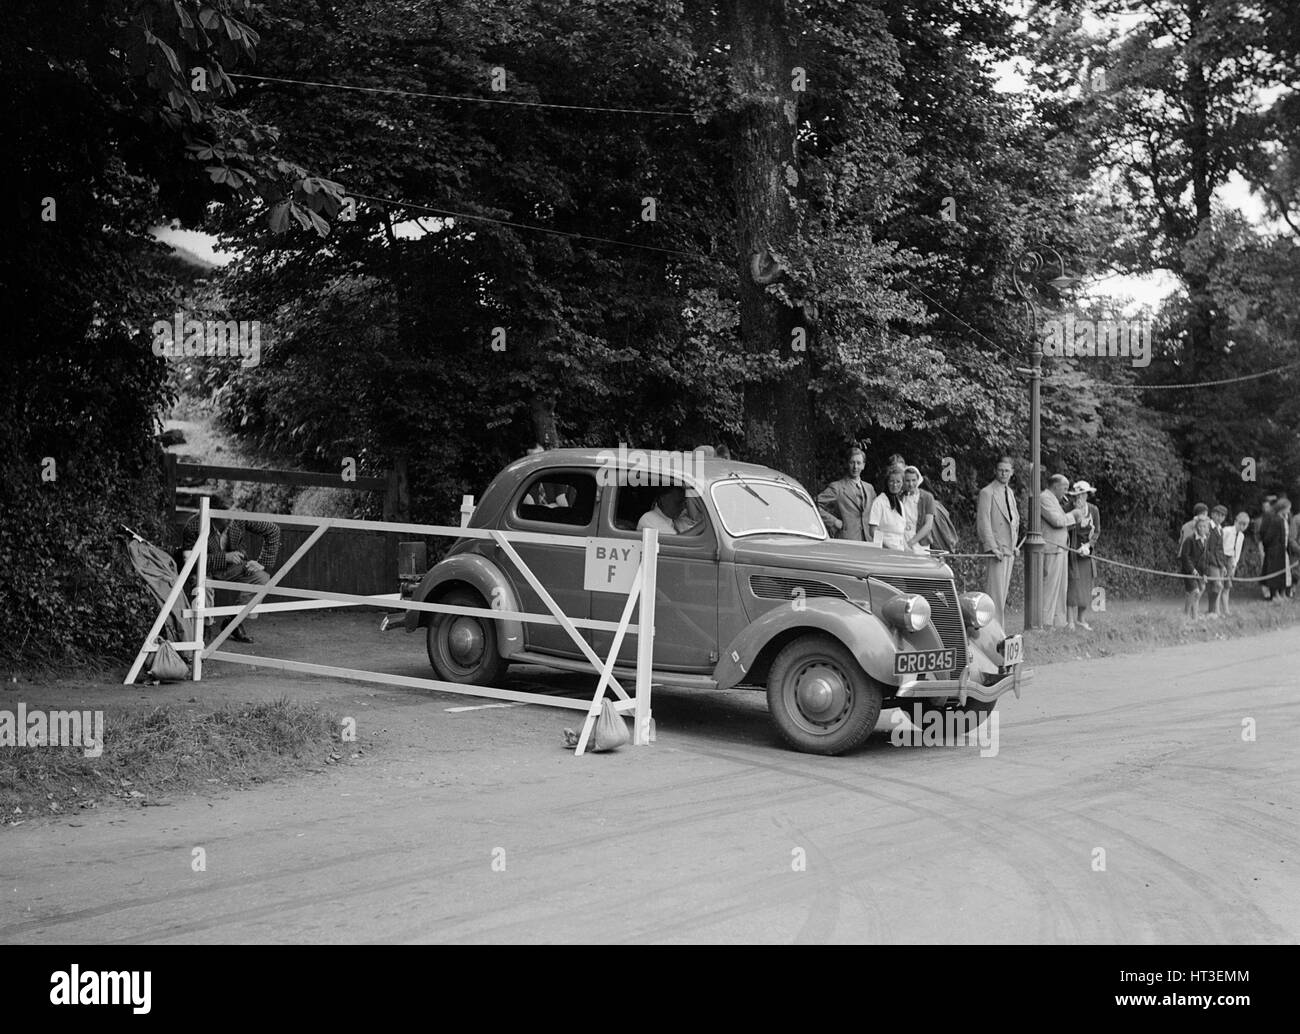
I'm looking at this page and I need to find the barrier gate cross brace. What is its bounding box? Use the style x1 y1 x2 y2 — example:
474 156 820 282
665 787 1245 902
126 497 660 755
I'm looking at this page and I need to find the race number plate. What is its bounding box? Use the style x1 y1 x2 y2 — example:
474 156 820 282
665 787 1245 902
1001 634 1024 666
894 649 954 675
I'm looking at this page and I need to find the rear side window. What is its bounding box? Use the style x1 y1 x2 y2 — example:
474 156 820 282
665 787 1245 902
515 472 597 527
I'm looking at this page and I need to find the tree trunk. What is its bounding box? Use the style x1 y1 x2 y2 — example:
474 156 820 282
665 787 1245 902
723 0 815 487
1185 10 1213 386
1183 1 1216 507
530 395 558 449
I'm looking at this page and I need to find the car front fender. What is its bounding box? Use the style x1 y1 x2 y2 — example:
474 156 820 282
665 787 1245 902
403 553 524 659
713 597 899 691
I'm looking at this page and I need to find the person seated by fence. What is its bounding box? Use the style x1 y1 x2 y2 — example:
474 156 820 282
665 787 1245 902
183 492 281 643
637 485 700 535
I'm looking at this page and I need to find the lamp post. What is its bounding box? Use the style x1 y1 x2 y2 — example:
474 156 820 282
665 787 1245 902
1012 248 1077 632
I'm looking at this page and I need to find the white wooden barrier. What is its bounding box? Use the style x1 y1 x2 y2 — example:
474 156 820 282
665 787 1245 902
125 497 659 754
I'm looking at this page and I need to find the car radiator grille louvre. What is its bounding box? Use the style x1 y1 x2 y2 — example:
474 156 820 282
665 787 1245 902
749 575 847 601
876 575 968 674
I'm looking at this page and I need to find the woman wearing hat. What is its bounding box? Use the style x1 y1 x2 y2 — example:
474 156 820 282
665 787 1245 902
1066 480 1100 630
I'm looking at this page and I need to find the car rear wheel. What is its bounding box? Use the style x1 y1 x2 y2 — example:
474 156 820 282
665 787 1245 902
766 634 882 756
426 588 508 686
905 698 998 742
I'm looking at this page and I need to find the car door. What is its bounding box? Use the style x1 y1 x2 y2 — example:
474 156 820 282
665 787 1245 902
589 483 720 671
500 469 597 658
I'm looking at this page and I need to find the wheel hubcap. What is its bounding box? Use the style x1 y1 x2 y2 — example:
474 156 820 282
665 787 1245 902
447 617 485 667
793 662 849 727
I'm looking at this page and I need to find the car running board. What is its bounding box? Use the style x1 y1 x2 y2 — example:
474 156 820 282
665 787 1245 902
509 650 719 691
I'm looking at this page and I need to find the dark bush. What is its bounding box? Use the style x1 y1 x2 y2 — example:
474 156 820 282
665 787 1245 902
0 451 172 669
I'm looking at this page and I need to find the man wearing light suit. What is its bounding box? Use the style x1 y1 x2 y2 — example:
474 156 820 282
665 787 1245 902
976 457 1020 621
817 445 876 541
1040 473 1084 628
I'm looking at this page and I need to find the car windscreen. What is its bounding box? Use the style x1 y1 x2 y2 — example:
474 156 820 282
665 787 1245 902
709 479 826 539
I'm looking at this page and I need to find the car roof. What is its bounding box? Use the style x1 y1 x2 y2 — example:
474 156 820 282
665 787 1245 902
500 448 801 490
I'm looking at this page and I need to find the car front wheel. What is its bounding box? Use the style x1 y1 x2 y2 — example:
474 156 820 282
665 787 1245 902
426 588 508 686
766 634 882 755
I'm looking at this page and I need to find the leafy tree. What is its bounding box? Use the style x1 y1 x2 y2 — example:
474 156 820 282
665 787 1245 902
1028 0 1297 506
1 0 338 665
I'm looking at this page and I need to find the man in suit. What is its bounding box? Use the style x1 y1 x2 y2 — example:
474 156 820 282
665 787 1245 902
1040 473 1083 628
976 456 1020 622
183 493 281 643
817 446 875 541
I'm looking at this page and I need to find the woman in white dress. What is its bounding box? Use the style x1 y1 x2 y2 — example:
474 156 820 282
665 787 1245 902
868 469 909 549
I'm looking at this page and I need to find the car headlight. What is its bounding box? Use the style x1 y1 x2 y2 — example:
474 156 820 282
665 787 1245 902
959 591 996 629
882 593 930 633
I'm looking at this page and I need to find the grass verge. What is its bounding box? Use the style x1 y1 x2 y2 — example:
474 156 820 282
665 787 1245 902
1021 595 1300 666
1 696 345 828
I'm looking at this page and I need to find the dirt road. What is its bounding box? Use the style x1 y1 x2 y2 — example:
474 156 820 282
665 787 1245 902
2 614 1297 943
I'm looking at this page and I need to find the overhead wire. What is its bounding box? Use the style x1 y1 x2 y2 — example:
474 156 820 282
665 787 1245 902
228 72 695 118
234 71 1296 393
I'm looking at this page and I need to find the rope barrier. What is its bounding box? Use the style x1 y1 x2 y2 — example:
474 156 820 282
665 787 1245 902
1072 359 1300 391
930 543 1297 585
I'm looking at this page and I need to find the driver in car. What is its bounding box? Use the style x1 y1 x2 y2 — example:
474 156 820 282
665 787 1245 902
638 485 701 535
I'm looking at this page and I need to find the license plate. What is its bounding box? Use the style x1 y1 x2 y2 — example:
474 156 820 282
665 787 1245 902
894 649 954 675
1001 634 1024 666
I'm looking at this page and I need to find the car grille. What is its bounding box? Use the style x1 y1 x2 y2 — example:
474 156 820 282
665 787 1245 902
875 575 968 675
749 575 847 601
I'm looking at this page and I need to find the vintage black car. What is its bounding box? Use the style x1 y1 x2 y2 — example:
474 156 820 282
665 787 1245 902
397 449 1029 755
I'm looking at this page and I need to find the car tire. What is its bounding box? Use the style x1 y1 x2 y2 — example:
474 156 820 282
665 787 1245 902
426 588 508 686
905 698 998 743
766 634 882 756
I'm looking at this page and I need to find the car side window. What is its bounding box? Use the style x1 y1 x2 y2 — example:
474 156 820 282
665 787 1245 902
516 472 596 527
610 484 710 537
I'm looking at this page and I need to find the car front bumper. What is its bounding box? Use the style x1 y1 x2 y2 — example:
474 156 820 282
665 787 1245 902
895 663 1033 705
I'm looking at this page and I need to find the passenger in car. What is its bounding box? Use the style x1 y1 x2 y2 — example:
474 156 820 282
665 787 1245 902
524 481 569 507
638 485 701 535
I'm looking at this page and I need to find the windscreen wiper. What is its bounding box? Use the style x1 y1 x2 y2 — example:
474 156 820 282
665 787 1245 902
726 472 770 506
